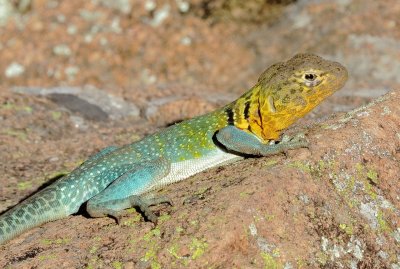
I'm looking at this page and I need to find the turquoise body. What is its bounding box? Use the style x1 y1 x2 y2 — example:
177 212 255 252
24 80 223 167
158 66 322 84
0 109 230 243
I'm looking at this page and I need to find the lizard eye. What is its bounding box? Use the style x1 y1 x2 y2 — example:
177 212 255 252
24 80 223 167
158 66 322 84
302 72 321 87
304 73 316 81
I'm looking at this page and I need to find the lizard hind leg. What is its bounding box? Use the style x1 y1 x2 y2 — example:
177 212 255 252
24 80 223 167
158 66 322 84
86 157 171 224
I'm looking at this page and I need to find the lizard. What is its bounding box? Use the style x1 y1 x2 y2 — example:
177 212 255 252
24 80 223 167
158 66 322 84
0 53 348 245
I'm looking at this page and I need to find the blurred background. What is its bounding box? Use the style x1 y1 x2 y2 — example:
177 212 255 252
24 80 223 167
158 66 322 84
1 0 399 125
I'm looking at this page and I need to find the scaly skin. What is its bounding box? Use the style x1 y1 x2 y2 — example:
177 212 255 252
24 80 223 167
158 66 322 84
0 53 348 245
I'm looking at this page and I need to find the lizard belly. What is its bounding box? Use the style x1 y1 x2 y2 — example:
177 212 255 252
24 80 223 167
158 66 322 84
150 149 242 190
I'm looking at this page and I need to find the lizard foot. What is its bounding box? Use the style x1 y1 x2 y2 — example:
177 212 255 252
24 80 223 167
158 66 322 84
280 133 309 147
277 133 309 156
129 195 173 224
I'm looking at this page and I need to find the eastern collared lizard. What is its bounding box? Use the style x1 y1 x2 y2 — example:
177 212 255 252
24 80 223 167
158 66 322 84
0 53 348 244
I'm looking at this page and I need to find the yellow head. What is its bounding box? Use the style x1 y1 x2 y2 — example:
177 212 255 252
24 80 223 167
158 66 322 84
229 53 348 141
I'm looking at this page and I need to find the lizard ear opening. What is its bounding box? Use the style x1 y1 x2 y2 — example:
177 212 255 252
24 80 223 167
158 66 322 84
267 95 277 113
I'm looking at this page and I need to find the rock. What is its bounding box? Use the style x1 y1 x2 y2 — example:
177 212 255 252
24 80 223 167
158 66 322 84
12 86 140 120
98 0 133 14
160 90 400 268
48 93 109 122
143 4 171 27
144 95 218 126
1 90 399 268
4 62 25 78
0 0 14 25
52 44 72 57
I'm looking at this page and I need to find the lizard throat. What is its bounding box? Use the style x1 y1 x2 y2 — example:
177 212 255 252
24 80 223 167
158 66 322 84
223 86 271 142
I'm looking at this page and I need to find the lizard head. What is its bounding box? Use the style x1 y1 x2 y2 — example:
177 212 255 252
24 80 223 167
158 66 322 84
255 53 348 140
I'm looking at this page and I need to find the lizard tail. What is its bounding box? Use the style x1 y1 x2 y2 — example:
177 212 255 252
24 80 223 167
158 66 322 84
0 185 69 245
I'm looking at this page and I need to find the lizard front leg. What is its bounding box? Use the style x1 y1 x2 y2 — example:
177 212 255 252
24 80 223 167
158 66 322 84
86 157 171 223
215 125 308 156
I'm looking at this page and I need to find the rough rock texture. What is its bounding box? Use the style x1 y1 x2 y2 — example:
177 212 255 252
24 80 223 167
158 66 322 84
1 90 399 268
1 0 400 268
